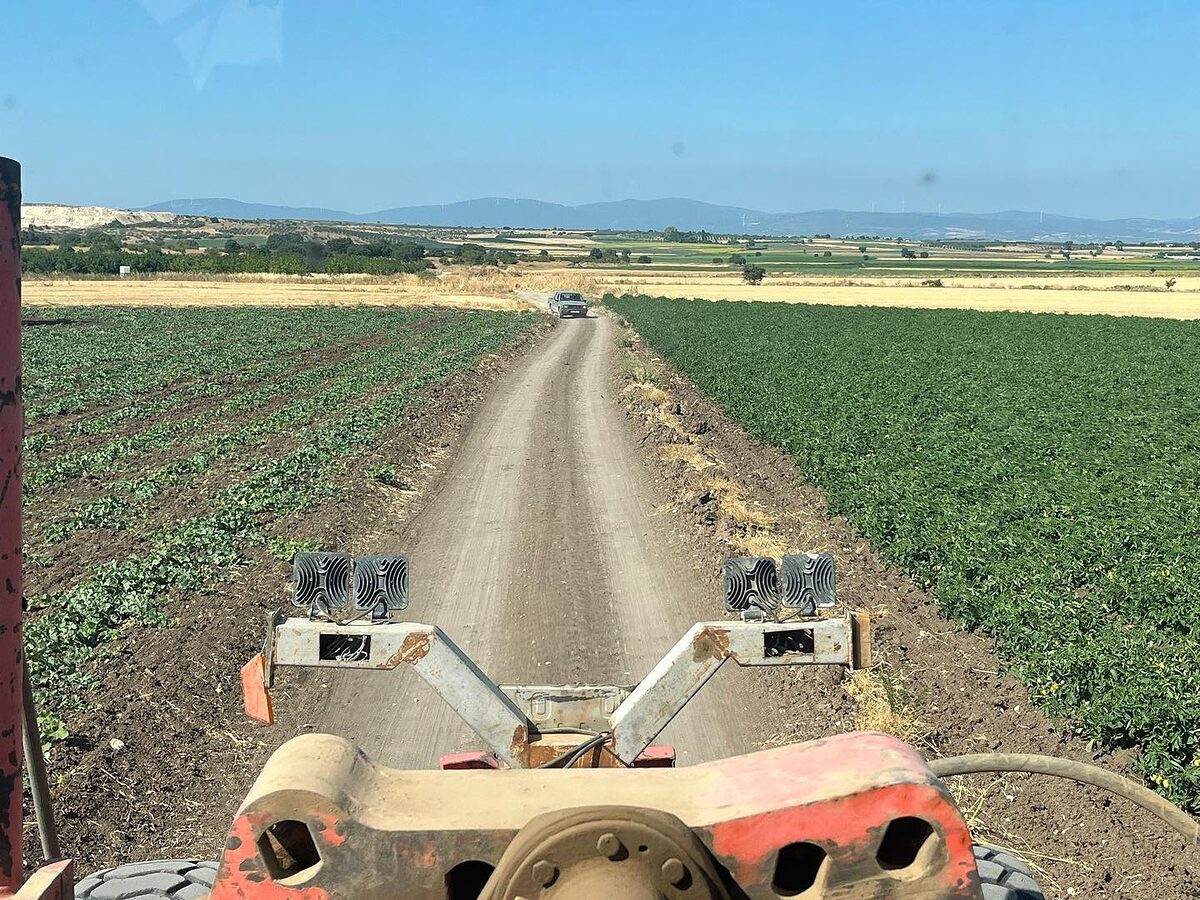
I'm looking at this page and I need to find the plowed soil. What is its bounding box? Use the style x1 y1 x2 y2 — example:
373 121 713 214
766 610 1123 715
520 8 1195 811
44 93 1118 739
38 304 1198 899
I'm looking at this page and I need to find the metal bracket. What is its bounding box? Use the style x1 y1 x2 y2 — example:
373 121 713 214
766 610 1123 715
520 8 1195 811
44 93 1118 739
249 615 867 767
272 620 532 767
610 618 853 762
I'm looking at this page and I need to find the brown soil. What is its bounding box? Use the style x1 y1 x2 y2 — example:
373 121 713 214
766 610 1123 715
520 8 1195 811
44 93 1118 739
607 312 1199 899
29 322 551 876
29 304 1199 900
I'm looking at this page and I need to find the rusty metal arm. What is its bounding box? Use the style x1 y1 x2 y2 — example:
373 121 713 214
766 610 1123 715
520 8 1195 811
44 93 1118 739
272 620 533 768
610 619 855 763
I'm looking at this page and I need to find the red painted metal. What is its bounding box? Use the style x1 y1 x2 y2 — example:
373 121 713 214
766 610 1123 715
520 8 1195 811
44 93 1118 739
631 745 676 768
439 745 677 770
241 653 274 725
439 751 501 770
0 157 24 897
8 860 71 900
210 731 983 899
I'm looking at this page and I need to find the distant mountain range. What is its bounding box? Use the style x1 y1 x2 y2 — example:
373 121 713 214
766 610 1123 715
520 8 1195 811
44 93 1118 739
144 197 1200 243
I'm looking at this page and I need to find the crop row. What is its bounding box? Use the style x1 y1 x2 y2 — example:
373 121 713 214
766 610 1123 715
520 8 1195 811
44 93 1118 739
38 316 473 543
22 305 538 736
23 305 414 416
23 309 463 491
608 293 1200 810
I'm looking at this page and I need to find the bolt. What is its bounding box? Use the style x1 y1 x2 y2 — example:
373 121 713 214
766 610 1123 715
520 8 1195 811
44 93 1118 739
531 859 558 887
597 832 623 859
662 857 689 888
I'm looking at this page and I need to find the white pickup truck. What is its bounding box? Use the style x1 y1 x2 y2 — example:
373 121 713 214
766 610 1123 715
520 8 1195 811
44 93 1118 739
548 291 589 319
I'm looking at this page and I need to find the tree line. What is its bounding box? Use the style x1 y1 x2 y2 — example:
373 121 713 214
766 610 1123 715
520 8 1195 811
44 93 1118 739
20 233 440 276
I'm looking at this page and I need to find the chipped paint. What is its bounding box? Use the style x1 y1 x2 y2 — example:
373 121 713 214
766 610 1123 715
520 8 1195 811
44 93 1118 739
0 157 23 895
690 626 731 663
385 630 432 668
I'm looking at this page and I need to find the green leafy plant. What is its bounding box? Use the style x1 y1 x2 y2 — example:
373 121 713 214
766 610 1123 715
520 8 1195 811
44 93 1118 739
611 293 1200 811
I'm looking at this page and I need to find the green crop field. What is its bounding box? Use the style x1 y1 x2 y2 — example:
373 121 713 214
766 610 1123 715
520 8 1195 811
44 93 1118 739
20 304 538 738
608 293 1200 809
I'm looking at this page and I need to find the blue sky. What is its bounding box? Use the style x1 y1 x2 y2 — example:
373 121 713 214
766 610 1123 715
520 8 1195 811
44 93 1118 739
1 1 1197 218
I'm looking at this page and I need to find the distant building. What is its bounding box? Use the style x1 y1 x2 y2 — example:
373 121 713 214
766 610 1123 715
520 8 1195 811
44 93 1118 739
118 265 132 277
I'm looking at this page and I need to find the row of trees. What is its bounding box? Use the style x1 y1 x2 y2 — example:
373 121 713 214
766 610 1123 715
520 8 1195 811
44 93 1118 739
20 245 434 276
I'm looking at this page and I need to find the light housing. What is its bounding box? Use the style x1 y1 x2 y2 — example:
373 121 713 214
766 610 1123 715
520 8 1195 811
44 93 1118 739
723 557 780 615
292 553 351 617
353 555 410 620
781 553 837 615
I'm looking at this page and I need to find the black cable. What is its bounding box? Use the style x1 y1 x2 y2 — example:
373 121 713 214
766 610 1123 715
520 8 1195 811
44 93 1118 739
536 732 614 769
930 753 1199 847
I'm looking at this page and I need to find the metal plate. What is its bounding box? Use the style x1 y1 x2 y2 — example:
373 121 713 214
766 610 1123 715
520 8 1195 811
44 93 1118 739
723 557 779 614
781 553 837 614
502 684 632 733
292 553 351 616
353 555 410 619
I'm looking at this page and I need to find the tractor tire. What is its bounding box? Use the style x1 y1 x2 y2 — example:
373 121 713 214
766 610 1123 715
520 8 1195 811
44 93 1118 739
974 844 1044 900
75 859 217 899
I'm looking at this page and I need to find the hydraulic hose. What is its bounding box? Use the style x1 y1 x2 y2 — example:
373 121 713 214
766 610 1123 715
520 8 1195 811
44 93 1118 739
930 753 1200 847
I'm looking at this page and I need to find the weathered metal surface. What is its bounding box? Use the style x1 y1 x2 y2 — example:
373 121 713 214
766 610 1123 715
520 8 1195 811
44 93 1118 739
272 620 531 767
207 731 982 899
501 684 630 733
9 860 72 900
257 617 863 768
484 807 728 900
241 653 274 725
21 662 59 862
0 157 24 896
610 619 855 762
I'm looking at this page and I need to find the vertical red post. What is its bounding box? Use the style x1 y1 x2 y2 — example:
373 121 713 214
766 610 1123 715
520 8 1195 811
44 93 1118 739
0 156 24 893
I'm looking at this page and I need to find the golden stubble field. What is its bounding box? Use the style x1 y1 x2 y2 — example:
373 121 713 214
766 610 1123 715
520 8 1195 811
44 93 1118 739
20 267 1200 319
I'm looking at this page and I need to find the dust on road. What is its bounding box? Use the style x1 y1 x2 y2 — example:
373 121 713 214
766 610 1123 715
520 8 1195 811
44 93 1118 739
300 312 764 766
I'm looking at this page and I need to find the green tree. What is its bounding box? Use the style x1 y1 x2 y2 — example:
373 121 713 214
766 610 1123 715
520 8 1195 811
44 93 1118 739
742 264 766 285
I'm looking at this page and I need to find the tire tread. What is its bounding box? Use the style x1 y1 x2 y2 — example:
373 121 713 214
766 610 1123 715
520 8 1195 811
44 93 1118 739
75 860 218 899
974 844 1045 900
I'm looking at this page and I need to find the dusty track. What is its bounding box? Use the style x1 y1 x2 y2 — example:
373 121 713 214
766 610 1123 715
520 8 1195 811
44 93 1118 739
302 312 765 766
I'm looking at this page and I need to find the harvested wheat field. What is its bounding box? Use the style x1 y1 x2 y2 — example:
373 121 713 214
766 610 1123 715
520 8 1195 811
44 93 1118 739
22 268 1200 319
20 276 535 311
545 269 1200 319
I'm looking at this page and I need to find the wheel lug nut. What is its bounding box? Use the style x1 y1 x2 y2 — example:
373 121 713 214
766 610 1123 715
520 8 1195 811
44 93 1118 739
531 859 558 887
597 832 623 859
662 857 689 887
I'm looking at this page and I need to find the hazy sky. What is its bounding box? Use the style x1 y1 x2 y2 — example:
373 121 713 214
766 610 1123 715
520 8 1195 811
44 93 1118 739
2 1 1197 219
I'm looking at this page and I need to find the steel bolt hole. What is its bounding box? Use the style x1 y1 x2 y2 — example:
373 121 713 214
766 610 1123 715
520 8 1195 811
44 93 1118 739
257 820 321 883
772 841 826 896
445 860 495 900
876 817 935 871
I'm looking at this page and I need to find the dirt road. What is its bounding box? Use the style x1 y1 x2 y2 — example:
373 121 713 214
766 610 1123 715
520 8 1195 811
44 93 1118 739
304 310 766 767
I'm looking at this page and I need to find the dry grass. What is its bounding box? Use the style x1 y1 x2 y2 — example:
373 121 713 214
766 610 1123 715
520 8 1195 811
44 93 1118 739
33 264 1196 318
20 275 534 311
543 266 1200 319
655 442 717 471
622 381 671 407
19 267 606 312
843 668 924 745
